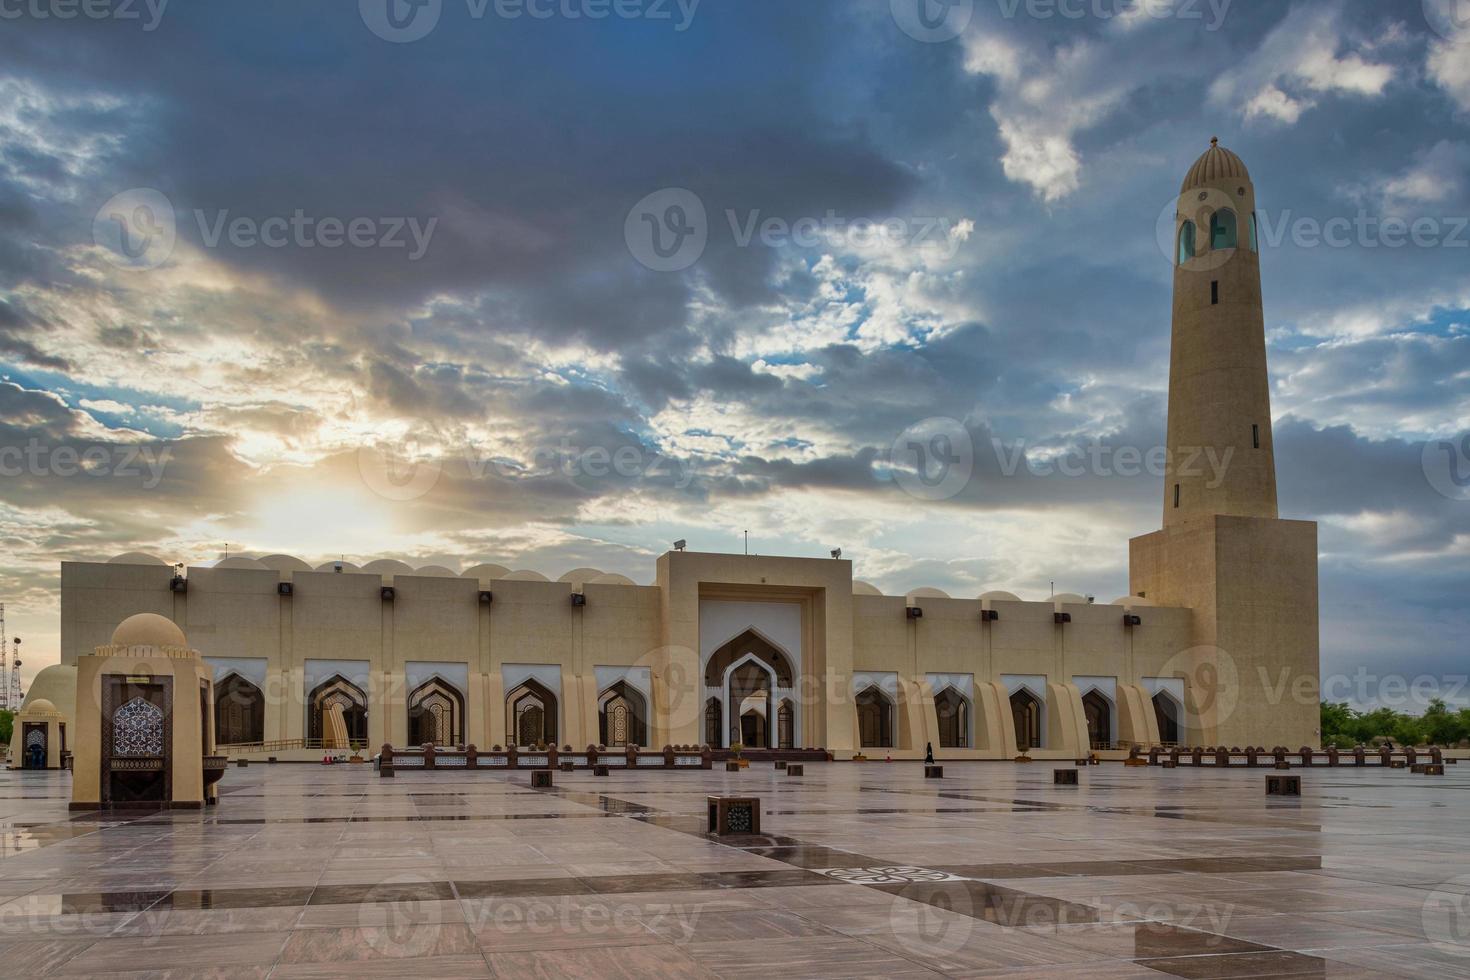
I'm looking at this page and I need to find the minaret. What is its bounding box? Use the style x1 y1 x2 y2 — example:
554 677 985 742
1163 137 1277 526
1131 137 1319 752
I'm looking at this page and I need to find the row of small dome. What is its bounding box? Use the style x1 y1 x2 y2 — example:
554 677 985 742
106 553 636 588
860 583 1154 607
106 553 1147 604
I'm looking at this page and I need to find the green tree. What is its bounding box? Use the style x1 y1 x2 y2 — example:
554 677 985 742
0 709 12 746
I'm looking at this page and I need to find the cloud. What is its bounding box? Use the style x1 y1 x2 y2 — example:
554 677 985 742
1209 2 1394 125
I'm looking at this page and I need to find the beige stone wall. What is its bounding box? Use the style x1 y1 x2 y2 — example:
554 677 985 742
53 545 1316 757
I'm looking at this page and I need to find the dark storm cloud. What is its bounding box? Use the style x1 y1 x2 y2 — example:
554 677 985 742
0 1 1466 694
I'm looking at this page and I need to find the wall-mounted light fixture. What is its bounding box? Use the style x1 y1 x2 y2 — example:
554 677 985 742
980 609 999 622
1122 613 1142 627
906 606 923 620
277 582 293 597
571 593 586 607
1053 612 1072 624
479 590 493 604
380 586 395 601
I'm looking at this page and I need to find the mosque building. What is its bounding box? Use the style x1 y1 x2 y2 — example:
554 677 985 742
12 140 1321 766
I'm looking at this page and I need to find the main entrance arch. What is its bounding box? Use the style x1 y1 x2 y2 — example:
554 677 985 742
702 628 796 749
1082 689 1113 750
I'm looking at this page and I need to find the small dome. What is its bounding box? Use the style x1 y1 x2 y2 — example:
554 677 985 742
979 590 1020 602
1111 595 1157 608
414 565 457 578
215 556 265 570
462 563 511 584
1053 592 1089 605
19 697 62 719
110 613 187 649
259 554 312 574
361 559 414 582
1181 137 1249 193
557 567 604 588
501 569 550 582
588 573 636 586
905 586 950 601
108 552 168 565
314 560 361 573
852 580 882 596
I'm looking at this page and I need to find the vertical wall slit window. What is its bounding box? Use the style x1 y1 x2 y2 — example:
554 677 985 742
1249 212 1259 252
1176 220 1196 266
1211 280 1219 305
1173 483 1180 508
1252 423 1260 449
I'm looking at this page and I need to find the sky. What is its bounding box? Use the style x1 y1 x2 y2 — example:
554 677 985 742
0 0 1466 708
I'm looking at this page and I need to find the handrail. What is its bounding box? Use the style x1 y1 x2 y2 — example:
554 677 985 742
217 737 369 753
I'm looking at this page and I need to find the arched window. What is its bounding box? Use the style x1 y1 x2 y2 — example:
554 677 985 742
1082 690 1112 750
1010 688 1042 749
1210 209 1237 250
507 679 558 748
934 687 970 749
1152 691 1181 744
598 681 648 748
215 673 265 746
704 696 722 748
856 685 894 748
777 698 795 749
1249 211 1259 252
1177 220 1196 265
407 678 464 747
308 675 367 746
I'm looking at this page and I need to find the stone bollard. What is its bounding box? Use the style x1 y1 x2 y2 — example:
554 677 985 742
531 770 553 789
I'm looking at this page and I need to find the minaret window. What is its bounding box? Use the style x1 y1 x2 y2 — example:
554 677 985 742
1211 281 1219 305
1249 212 1259 252
1210 209 1237 250
1173 484 1180 508
1176 221 1196 266
1252 424 1260 449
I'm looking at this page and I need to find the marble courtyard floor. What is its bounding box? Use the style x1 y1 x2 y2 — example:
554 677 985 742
0 762 1468 978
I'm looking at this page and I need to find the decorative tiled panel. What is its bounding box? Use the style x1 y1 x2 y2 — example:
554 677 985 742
520 755 549 767
675 755 703 766
636 756 665 767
